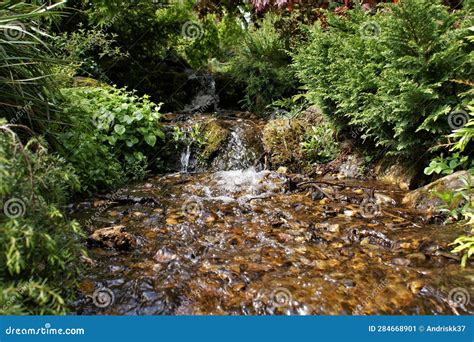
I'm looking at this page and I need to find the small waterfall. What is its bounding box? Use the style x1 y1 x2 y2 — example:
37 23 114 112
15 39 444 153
226 127 256 170
184 71 218 114
165 114 264 174
180 143 192 173
211 124 263 171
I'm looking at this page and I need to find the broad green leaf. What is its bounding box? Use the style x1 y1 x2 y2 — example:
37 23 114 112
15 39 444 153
114 124 126 135
144 134 156 147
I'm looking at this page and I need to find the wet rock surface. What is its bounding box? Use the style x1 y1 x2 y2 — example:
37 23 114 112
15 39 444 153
375 157 421 190
403 171 474 210
88 226 137 250
72 169 473 315
160 114 265 173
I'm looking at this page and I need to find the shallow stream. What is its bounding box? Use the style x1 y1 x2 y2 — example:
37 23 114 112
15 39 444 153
71 116 473 315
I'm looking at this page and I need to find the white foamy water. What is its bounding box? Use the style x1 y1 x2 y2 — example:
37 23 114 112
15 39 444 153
181 168 285 204
213 167 283 195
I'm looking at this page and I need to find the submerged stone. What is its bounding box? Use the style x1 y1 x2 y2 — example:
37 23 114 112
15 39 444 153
88 225 136 250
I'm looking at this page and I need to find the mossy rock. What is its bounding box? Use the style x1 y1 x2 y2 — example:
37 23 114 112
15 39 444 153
402 171 474 210
262 118 306 171
200 119 230 160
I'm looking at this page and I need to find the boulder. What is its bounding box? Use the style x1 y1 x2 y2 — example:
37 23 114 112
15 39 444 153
200 119 230 160
375 157 420 190
262 118 306 171
300 106 326 125
88 225 136 250
402 171 473 210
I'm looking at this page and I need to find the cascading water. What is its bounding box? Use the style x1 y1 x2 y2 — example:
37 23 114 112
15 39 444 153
184 71 218 114
180 144 192 173
172 116 264 174
211 124 263 171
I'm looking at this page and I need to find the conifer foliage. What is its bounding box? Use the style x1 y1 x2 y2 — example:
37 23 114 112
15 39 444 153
293 0 473 158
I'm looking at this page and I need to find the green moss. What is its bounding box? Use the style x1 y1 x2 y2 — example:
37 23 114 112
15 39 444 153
200 119 230 160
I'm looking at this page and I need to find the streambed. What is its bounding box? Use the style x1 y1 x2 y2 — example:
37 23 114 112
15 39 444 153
71 168 473 315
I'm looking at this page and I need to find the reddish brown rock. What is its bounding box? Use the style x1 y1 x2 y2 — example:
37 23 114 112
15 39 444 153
88 225 136 250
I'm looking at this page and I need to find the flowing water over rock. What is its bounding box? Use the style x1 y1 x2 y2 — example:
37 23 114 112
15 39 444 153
71 115 474 316
183 71 218 114
210 124 264 171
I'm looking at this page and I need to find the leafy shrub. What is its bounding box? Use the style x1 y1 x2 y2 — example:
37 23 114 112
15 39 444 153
269 93 310 118
424 153 472 176
58 86 165 193
227 14 298 113
301 123 341 163
53 26 127 82
293 1 473 159
155 1 235 68
442 99 474 265
434 175 474 222
0 124 84 314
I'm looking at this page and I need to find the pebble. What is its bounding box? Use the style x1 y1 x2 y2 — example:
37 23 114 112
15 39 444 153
343 210 355 217
166 217 179 225
205 214 217 224
408 280 424 294
313 259 340 270
391 257 411 266
319 198 330 205
154 249 177 263
374 193 397 206
343 279 356 288
406 252 427 263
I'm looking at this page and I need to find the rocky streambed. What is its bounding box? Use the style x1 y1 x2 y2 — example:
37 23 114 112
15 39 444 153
70 114 474 315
